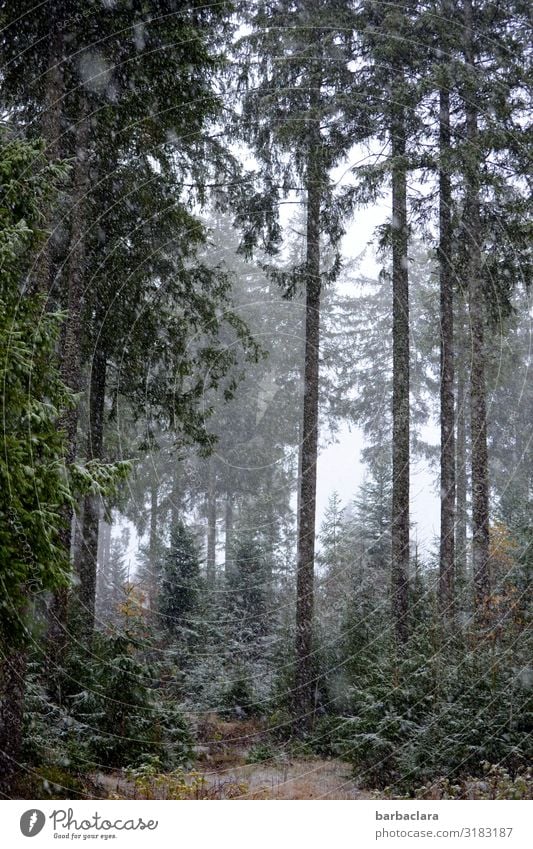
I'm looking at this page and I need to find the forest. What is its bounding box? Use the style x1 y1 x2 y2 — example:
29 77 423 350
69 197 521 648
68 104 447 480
0 0 531 802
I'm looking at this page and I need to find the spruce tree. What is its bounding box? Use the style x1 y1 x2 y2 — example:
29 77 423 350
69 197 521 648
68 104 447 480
436 0 456 620
160 521 202 637
354 0 424 645
227 536 270 656
238 0 359 728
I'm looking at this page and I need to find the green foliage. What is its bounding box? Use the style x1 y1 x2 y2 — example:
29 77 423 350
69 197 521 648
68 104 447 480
313 628 533 792
70 459 131 499
415 764 533 801
160 520 202 636
22 664 76 769
124 763 209 800
65 633 193 770
227 536 270 648
0 132 71 646
219 675 261 719
15 766 87 801
0 129 135 650
246 742 276 764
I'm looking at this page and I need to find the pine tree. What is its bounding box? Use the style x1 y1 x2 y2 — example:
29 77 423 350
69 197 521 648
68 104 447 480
160 521 202 637
354 0 425 645
96 534 130 629
436 0 456 620
227 536 270 658
238 0 359 728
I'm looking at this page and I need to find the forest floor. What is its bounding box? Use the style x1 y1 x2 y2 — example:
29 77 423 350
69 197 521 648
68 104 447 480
92 757 373 800
90 715 377 800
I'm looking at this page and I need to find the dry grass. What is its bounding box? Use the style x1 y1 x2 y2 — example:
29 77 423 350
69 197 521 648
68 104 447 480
92 757 373 800
89 714 376 800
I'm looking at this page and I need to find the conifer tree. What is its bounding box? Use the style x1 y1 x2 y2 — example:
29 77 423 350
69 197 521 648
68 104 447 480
354 0 424 645
227 536 270 657
160 521 202 637
238 0 359 728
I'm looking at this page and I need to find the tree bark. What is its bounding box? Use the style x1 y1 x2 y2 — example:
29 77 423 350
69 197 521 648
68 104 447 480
224 493 234 574
96 515 112 614
294 90 322 729
463 0 490 613
265 470 276 590
390 99 410 646
47 100 90 683
76 339 107 638
206 458 217 586
438 81 456 619
455 297 468 596
0 647 26 797
31 31 64 297
148 480 159 611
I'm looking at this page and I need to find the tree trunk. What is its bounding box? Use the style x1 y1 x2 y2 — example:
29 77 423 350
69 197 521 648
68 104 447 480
0 647 26 797
455 297 468 597
390 100 410 646
206 458 217 586
464 0 490 613
224 493 233 574
295 412 303 544
438 81 456 619
294 97 322 729
76 340 107 639
47 101 90 684
31 31 64 297
148 480 159 611
265 472 276 590
96 515 112 614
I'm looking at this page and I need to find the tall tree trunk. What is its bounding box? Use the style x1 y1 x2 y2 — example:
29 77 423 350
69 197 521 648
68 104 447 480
0 647 26 796
206 458 217 586
148 480 159 611
170 465 181 531
76 340 107 639
390 100 410 646
265 475 276 591
295 412 303 544
455 297 468 596
224 493 233 574
31 31 64 297
96 515 112 614
464 0 490 614
438 81 456 619
47 101 90 684
294 95 322 729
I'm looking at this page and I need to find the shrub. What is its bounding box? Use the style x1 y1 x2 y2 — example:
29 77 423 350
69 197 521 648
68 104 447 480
65 633 193 770
312 627 533 793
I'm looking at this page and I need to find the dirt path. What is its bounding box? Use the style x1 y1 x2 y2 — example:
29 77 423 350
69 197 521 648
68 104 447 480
204 757 373 799
90 716 376 800
92 756 373 800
